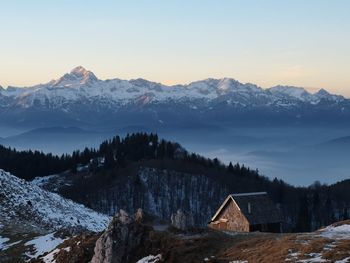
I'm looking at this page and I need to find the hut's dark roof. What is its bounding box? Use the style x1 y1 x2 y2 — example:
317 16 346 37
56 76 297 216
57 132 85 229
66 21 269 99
211 192 283 225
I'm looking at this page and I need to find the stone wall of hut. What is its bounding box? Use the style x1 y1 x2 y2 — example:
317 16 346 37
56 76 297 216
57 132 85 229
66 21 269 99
209 200 249 232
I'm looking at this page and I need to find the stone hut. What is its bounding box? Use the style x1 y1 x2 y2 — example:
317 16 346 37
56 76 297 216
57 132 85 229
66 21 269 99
209 192 283 233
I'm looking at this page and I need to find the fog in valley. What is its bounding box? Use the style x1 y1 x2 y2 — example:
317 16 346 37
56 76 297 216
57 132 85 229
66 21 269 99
1 125 350 186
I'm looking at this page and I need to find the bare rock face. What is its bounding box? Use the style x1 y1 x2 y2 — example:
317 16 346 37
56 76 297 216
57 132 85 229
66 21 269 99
91 209 153 263
135 208 145 223
170 209 195 231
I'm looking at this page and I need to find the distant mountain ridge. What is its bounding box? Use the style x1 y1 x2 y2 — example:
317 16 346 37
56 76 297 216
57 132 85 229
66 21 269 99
0 66 345 105
0 66 349 129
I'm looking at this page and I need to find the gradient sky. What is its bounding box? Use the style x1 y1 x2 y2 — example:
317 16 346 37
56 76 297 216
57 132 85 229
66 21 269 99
1 0 349 95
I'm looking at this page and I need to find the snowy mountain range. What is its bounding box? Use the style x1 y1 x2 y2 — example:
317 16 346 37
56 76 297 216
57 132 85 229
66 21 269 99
0 66 349 129
0 66 345 107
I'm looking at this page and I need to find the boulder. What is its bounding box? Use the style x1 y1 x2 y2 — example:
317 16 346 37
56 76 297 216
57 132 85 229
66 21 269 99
91 209 154 263
170 209 195 231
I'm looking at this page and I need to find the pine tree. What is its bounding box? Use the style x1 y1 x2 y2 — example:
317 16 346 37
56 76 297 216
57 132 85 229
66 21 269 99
296 194 311 232
227 162 234 173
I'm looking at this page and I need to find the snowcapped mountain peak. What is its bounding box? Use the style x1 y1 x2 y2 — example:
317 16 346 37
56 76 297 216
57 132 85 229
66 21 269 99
70 65 89 75
315 88 330 96
188 78 240 92
216 78 264 95
268 85 312 101
129 78 164 90
218 78 239 91
269 85 309 95
314 88 344 102
268 85 345 104
52 66 98 87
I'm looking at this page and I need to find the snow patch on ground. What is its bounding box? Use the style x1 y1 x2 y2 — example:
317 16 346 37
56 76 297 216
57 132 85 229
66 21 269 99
297 253 327 262
285 226 350 262
31 174 60 188
319 223 350 240
0 239 22 251
0 236 21 251
285 251 300 261
336 257 350 263
41 248 60 263
0 236 10 250
41 248 61 263
40 247 72 263
24 233 64 259
136 254 162 263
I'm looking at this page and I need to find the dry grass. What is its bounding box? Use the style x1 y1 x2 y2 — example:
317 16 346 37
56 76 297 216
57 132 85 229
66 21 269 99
216 232 350 263
0 226 42 263
55 234 99 263
322 240 350 262
218 234 297 263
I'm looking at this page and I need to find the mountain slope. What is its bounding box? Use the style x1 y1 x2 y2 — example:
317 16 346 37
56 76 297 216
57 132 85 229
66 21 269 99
0 169 110 233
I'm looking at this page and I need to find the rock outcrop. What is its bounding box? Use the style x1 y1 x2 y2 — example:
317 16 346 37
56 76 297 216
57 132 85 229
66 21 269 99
170 209 195 231
91 210 156 263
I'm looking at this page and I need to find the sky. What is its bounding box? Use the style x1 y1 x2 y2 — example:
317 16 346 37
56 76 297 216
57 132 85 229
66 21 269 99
0 0 349 96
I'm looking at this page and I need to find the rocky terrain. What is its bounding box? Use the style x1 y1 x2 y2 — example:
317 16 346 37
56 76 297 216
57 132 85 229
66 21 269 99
0 169 110 232
0 169 110 262
2 165 350 262
19 213 350 263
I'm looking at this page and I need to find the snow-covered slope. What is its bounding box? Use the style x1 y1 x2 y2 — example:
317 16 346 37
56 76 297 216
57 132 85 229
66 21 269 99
0 169 110 232
0 66 344 109
268 85 343 104
318 221 350 240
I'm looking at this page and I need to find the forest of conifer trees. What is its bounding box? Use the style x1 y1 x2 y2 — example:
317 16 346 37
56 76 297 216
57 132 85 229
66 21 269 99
1 132 350 232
